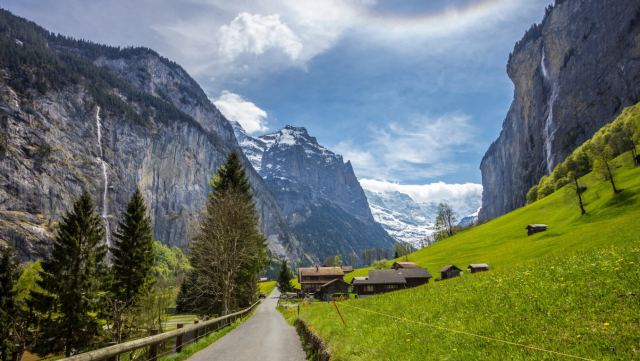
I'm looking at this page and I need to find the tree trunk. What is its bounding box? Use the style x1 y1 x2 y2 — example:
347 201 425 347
604 160 620 193
574 178 586 215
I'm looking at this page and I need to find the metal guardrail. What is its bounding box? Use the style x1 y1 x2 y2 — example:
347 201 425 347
59 300 261 361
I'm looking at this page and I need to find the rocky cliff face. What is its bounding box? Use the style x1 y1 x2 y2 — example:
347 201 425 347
0 10 310 263
233 123 395 263
479 0 640 221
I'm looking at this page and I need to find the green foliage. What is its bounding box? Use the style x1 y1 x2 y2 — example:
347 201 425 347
372 259 389 270
32 191 107 356
277 260 294 293
182 152 268 316
0 246 20 361
151 241 190 281
111 188 154 303
528 102 640 201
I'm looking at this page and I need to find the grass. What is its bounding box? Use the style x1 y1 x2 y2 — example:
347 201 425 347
258 280 276 295
163 314 198 331
295 152 640 360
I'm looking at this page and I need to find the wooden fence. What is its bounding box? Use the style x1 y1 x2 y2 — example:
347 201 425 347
58 301 261 361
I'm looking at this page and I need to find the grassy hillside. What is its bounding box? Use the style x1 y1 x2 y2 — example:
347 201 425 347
291 152 640 360
347 152 640 282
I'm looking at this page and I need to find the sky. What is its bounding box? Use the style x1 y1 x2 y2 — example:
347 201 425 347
4 0 552 205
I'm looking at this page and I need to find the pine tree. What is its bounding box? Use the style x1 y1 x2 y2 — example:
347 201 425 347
0 246 19 361
187 152 268 315
32 191 107 356
277 259 293 293
109 188 154 342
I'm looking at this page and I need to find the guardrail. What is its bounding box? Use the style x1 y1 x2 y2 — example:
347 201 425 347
59 300 261 361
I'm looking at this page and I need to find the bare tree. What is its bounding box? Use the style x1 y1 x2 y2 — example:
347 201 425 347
435 202 457 237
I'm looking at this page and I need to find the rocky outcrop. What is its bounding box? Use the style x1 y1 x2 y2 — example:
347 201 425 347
479 0 640 221
0 10 310 263
234 123 395 263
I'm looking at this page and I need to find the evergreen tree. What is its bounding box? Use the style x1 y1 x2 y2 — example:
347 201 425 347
187 152 268 315
109 188 154 342
32 192 107 356
277 259 293 293
0 246 19 361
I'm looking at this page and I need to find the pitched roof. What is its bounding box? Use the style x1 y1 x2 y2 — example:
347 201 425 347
353 270 407 285
439 264 462 273
341 266 354 273
298 266 344 277
393 261 418 269
319 278 348 289
525 224 548 229
468 263 489 269
396 268 432 279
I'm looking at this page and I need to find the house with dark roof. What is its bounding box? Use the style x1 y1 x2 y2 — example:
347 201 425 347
351 266 433 297
395 267 433 287
440 265 462 280
352 270 406 297
467 263 490 273
298 266 344 295
316 278 350 301
526 224 548 236
392 261 419 269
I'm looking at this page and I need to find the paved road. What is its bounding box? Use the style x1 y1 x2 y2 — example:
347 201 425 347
187 289 305 361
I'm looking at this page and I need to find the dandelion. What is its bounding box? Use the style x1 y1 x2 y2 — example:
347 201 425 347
603 322 610 327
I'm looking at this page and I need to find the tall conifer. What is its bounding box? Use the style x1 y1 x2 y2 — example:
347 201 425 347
109 188 154 341
187 152 268 315
33 191 107 356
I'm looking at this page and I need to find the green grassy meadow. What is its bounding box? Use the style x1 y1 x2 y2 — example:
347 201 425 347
258 280 277 295
293 152 640 360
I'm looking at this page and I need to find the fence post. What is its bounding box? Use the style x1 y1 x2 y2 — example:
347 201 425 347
149 329 159 360
193 320 199 343
175 324 184 353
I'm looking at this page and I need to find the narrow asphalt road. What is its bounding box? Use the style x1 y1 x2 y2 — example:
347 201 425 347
187 289 305 361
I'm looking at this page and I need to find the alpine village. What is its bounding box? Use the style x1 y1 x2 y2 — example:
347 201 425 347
1 1 639 361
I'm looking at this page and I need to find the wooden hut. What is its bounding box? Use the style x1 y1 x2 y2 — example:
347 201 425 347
467 263 490 273
316 279 350 301
298 266 344 295
526 224 548 236
440 265 462 280
392 261 419 270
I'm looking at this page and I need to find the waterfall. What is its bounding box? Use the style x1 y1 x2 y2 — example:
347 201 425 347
541 48 559 173
95 106 111 248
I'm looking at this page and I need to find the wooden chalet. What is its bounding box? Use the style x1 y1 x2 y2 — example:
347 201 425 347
352 266 433 297
440 265 462 280
316 278 350 301
298 266 344 295
392 261 419 270
395 267 432 287
351 270 406 297
467 263 490 273
526 224 548 236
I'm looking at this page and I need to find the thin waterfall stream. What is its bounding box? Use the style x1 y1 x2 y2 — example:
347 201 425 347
95 106 111 248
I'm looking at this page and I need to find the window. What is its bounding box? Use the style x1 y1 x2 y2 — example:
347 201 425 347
386 284 397 290
364 285 374 292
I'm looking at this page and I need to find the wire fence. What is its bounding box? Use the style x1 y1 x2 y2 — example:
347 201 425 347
334 302 595 361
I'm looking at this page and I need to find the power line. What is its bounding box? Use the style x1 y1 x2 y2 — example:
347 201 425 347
336 302 595 361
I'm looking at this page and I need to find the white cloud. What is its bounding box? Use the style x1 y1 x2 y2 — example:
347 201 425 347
213 91 268 134
335 112 479 181
360 178 482 215
218 13 303 62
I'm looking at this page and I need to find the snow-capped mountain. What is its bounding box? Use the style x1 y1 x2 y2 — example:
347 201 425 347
364 190 436 247
233 122 395 263
363 188 481 248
